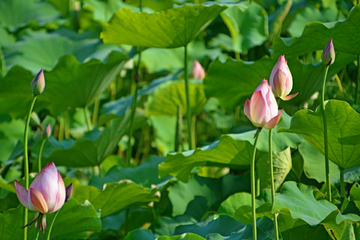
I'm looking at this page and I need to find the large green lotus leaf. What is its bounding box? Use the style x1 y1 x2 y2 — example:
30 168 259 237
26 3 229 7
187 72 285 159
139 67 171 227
222 217 275 240
101 4 228 48
272 5 360 58
217 190 272 224
125 0 173 12
149 215 197 237
65 178 159 218
47 0 70 17
278 212 332 240
101 73 181 117
146 80 206 116
299 141 339 184
221 3 268 53
257 147 292 191
0 115 26 162
168 174 248 221
287 7 343 37
41 111 146 167
0 0 60 32
2 29 123 74
173 215 246 237
321 210 360 240
0 66 35 118
150 115 177 155
204 53 355 111
0 199 101 240
274 181 337 226
279 100 360 170
89 155 173 189
35 51 128 115
125 229 206 240
159 112 298 182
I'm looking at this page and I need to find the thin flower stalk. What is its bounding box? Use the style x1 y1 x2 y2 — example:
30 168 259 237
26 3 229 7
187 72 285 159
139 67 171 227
269 129 279 240
184 45 193 149
251 128 262 240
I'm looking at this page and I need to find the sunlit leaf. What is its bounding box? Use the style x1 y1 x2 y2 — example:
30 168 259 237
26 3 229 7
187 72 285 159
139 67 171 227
66 179 159 218
101 4 228 48
279 100 360 169
159 112 299 182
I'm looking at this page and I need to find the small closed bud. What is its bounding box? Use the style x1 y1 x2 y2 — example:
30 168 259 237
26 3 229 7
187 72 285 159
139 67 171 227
322 39 335 66
192 60 206 80
30 69 45 96
65 183 73 202
43 124 51 139
30 112 41 128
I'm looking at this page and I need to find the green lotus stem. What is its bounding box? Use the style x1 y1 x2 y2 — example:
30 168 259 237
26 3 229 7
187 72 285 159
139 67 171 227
58 114 64 141
251 127 262 240
92 98 100 126
321 66 331 202
38 138 47 173
184 45 193 150
256 171 260 197
340 168 345 207
151 206 157 220
269 129 279 240
84 106 92 131
355 55 360 105
64 110 70 139
35 230 40 240
191 115 196 149
23 96 37 240
46 210 60 240
126 80 139 167
175 104 182 152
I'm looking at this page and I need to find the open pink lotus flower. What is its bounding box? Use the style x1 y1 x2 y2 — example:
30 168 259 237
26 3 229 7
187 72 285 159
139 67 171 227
14 162 72 231
269 55 298 101
192 60 206 80
244 79 283 130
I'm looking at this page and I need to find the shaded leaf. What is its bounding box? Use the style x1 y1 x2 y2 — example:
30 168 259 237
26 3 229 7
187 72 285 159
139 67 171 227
150 215 197 237
0 0 60 31
272 5 360 58
146 80 206 116
0 199 101 240
89 155 173 189
221 3 268 53
42 110 146 167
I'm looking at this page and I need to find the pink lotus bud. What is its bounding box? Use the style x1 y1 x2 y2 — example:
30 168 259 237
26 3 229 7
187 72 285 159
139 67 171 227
192 60 205 80
14 163 66 230
43 124 52 139
322 39 335 66
270 56 298 101
30 69 45 96
65 183 73 202
244 80 283 130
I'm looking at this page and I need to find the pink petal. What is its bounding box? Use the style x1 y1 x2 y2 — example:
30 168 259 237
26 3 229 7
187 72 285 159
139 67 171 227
14 180 30 209
281 92 299 101
273 69 287 98
244 99 251 121
250 91 266 127
31 163 59 211
49 171 65 213
264 109 283 130
30 188 48 213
